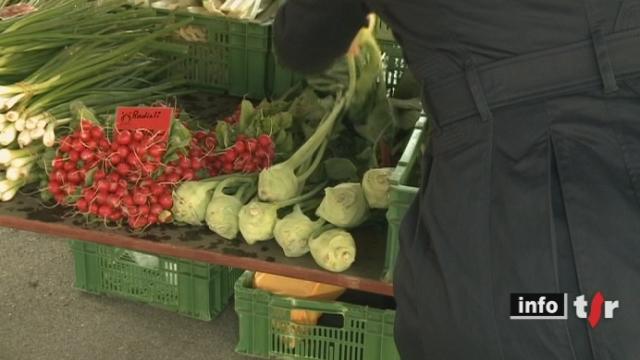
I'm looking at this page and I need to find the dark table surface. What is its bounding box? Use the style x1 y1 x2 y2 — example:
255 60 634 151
0 193 394 296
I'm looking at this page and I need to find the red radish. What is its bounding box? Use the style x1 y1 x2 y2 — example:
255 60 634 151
80 130 91 142
138 205 150 215
99 139 110 151
224 149 237 162
150 203 163 216
110 154 122 165
98 205 112 218
80 149 95 162
108 181 119 193
182 169 195 181
91 127 104 139
167 173 180 184
151 184 164 197
258 134 272 148
76 199 88 212
48 181 61 195
126 153 138 166
147 214 158 224
60 138 72 153
117 146 129 158
109 211 123 221
178 156 190 169
94 170 106 181
107 194 120 208
158 193 173 209
86 140 98 150
94 191 108 205
116 130 132 145
148 145 164 159
67 171 82 185
190 157 203 170
235 140 246 153
122 195 134 207
116 162 130 176
247 139 257 152
133 192 147 206
95 180 109 193
133 130 144 141
69 151 80 162
115 186 127 198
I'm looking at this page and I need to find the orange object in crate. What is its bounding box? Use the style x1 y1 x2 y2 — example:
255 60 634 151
253 272 346 325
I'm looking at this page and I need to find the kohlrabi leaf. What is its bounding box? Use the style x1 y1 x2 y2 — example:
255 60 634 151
324 158 358 181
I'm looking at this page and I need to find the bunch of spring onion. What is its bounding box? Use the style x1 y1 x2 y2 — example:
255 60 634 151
0 0 190 149
0 143 45 201
0 0 192 201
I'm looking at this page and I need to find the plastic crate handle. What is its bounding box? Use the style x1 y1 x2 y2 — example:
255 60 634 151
269 296 350 315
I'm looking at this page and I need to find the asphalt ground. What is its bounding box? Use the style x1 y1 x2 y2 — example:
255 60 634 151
0 228 249 360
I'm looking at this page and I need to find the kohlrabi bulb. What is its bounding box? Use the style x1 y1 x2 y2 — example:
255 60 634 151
238 200 278 244
274 205 323 257
172 180 219 225
205 194 243 240
316 183 369 228
258 164 300 202
362 168 393 209
309 228 356 272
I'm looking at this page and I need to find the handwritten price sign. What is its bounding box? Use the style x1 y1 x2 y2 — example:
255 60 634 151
115 107 173 139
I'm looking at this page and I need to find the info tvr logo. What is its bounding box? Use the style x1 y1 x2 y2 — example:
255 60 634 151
510 292 619 328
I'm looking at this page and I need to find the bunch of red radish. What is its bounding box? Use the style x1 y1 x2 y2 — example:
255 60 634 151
49 120 174 230
162 130 276 179
48 117 277 230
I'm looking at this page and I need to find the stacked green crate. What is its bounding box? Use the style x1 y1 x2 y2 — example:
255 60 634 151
70 241 242 320
383 117 427 282
234 271 400 360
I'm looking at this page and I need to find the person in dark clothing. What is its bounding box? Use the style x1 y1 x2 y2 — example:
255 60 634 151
274 1 640 359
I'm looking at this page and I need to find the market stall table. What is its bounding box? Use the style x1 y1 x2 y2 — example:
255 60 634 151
0 193 394 296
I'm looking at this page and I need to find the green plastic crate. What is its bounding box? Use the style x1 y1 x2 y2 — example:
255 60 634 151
374 17 395 43
70 240 242 320
378 39 406 97
155 10 302 99
157 10 272 99
382 117 428 282
235 271 400 360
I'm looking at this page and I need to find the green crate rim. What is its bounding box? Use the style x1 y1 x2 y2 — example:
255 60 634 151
70 240 241 321
234 271 399 360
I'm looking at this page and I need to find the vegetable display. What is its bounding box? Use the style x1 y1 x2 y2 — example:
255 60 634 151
0 3 423 276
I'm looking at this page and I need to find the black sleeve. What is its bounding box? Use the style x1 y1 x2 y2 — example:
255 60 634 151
273 0 369 74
